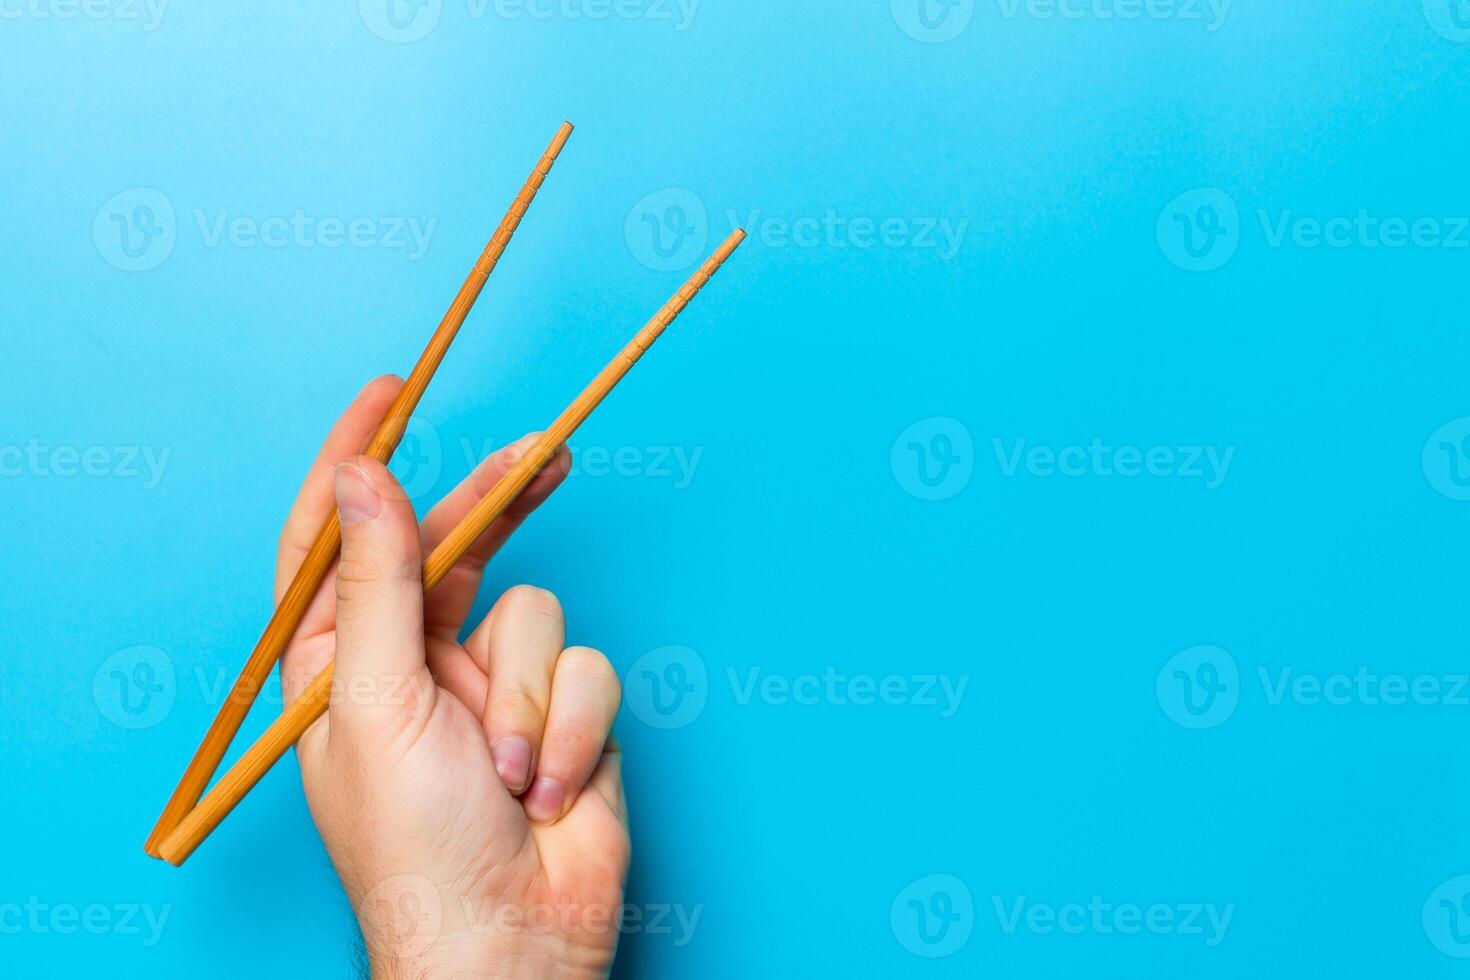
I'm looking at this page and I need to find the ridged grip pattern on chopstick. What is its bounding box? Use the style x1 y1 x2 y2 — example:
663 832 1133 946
143 122 574 859
156 229 747 867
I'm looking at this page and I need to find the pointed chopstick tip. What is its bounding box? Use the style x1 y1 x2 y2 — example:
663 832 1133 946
713 228 746 264
547 121 574 157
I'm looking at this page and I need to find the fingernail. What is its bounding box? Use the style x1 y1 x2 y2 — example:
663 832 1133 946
491 736 533 794
524 777 565 823
501 434 538 464
335 463 381 525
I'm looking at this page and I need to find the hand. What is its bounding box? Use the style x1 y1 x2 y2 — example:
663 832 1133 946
276 376 630 980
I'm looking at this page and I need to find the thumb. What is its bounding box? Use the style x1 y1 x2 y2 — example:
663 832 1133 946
332 457 429 730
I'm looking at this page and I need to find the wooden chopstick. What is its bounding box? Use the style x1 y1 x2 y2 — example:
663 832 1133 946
156 228 747 866
143 122 575 859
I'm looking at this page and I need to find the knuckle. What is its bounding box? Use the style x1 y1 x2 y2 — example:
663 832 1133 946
543 726 600 767
362 373 403 400
491 685 548 725
335 554 385 590
559 646 621 699
500 585 563 624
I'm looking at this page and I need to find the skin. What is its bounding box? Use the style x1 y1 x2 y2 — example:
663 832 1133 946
277 375 630 980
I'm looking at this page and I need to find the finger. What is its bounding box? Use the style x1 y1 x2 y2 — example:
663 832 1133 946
331 457 430 732
479 586 565 795
425 640 488 721
524 646 621 825
275 374 404 602
419 435 571 641
584 736 626 825
538 741 629 888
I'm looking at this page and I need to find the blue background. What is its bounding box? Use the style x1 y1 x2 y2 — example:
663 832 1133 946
4 0 1470 975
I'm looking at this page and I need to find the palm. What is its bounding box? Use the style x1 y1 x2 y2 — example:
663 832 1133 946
273 379 628 974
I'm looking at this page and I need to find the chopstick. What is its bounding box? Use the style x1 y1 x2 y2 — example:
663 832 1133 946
143 121 575 859
156 228 747 866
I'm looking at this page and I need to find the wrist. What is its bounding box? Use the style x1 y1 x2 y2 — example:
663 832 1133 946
368 933 609 980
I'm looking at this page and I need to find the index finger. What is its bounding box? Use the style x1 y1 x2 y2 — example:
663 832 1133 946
274 374 404 602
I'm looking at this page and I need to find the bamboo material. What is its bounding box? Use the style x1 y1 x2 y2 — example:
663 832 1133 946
157 229 746 866
144 122 575 858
